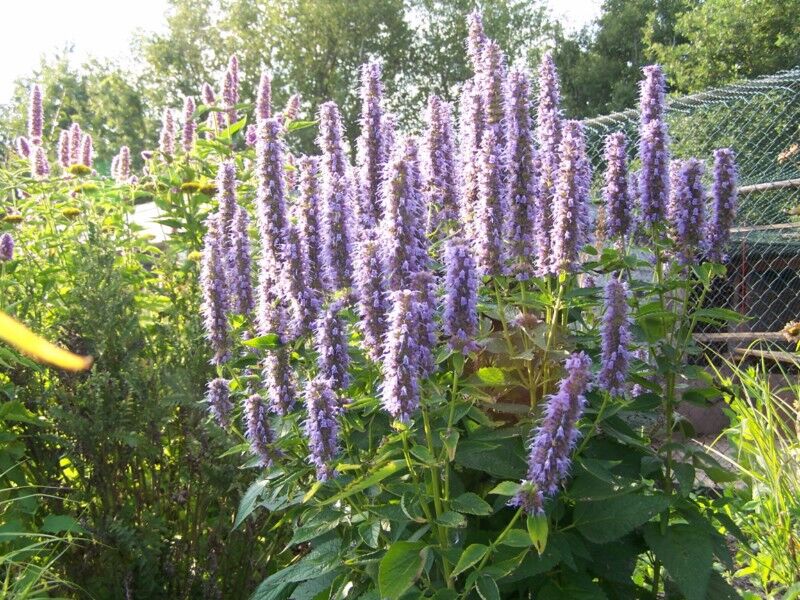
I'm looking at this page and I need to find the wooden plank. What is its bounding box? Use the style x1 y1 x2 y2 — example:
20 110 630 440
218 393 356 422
733 347 798 364
694 332 786 342
731 222 800 234
738 178 800 195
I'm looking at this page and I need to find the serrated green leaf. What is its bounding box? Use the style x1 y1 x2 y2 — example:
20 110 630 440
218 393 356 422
644 523 713 600
378 541 427 600
574 493 669 544
234 479 268 529
319 460 406 506
242 333 279 349
476 367 505 386
488 481 521 497
476 574 500 600
451 543 488 577
452 492 492 516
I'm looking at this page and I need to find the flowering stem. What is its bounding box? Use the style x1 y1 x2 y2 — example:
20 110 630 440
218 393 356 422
458 507 524 599
422 406 454 588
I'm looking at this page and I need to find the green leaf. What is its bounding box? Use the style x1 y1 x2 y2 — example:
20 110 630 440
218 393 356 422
476 574 500 600
455 438 526 479
644 523 713 600
527 513 549 555
436 511 467 528
319 460 406 506
41 514 84 534
574 493 669 544
452 493 492 516
378 541 427 600
499 529 532 548
488 481 521 497
252 539 342 596
410 445 435 464
358 520 380 549
242 333 280 349
476 367 505 386
451 543 489 577
234 479 268 529
441 430 460 462
289 516 341 545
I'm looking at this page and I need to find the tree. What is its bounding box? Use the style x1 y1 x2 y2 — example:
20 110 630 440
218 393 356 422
645 0 800 92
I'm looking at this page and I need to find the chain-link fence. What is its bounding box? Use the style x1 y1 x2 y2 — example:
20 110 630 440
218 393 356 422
582 67 800 347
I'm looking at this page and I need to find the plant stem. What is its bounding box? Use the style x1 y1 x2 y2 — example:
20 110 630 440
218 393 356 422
422 406 454 588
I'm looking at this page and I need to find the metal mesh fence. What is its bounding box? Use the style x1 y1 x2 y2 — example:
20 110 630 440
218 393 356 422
581 67 800 343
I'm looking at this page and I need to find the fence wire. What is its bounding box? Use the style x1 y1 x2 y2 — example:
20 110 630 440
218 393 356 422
581 67 800 342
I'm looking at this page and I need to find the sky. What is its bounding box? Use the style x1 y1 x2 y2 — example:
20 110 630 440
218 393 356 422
0 0 602 102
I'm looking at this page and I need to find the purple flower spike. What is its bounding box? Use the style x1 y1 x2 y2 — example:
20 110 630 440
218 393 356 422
551 120 592 274
182 96 196 152
283 93 301 122
255 118 290 275
244 393 281 467
285 223 319 335
638 65 670 226
223 55 240 126
444 239 479 353
200 214 230 364
354 236 389 362
206 378 233 429
80 134 93 168
201 82 222 138
475 127 506 276
458 79 484 232
480 40 507 137
68 123 82 166
356 60 387 230
245 124 257 146
0 233 14 262
412 270 438 377
28 84 43 144
535 52 563 274
598 278 631 396
381 136 426 290
262 301 296 415
317 102 354 291
512 352 592 515
506 69 539 279
228 205 255 316
315 300 350 391
381 290 420 422
466 10 487 70
668 158 706 264
31 145 49 179
640 65 666 126
114 146 131 183
382 113 396 159
601 132 633 240
159 109 176 156
257 71 272 123
15 137 30 158
423 95 459 233
705 148 738 262
57 130 69 168
297 156 325 292
216 160 237 253
303 376 341 481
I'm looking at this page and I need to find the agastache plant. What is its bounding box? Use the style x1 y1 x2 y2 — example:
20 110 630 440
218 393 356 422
244 394 281 467
182 96 196 152
638 65 670 226
200 214 230 365
262 301 296 415
30 146 49 179
458 79 484 234
506 69 539 278
285 223 318 335
296 156 325 291
255 118 290 285
512 352 592 515
159 109 176 156
466 10 487 71
80 135 93 168
216 160 238 254
423 95 459 233
113 146 131 183
381 136 426 290
601 132 633 241
0 234 14 262
206 378 233 429
15 137 30 158
551 120 592 274
57 130 69 168
222 55 239 126
356 60 387 230
317 102 354 291
256 71 272 122
598 278 632 396
28 84 43 144
354 236 389 362
227 205 255 316
68 123 82 165
201 82 223 137
443 239 479 352
381 290 420 422
314 300 350 391
668 158 706 265
706 148 738 262
303 376 341 481
475 127 505 275
412 270 438 377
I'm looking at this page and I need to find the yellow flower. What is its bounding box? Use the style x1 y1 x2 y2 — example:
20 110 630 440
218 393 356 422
0 311 92 371
67 164 92 177
3 214 23 224
180 181 201 193
199 183 217 196
61 207 81 219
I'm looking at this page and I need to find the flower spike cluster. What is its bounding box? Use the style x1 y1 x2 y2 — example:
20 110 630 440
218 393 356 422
206 378 233 429
423 95 459 233
0 234 14 262
159 109 176 156
598 278 632 396
638 65 670 226
381 290 421 422
304 376 341 481
706 148 738 262
443 239 479 352
315 300 350 391
601 132 633 240
227 206 255 316
296 156 325 292
354 236 389 362
668 158 706 265
244 394 281 467
182 96 196 153
28 84 43 144
262 301 296 415
200 214 230 365
356 60 387 230
512 352 592 515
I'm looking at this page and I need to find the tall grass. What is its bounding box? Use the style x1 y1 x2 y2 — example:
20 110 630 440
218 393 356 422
707 351 800 595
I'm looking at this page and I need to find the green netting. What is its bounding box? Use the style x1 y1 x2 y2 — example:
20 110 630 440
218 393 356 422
581 67 800 334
